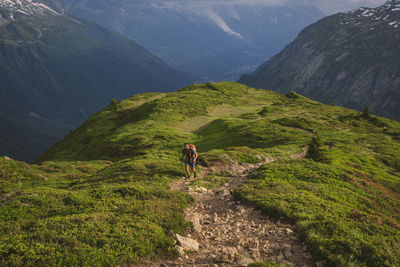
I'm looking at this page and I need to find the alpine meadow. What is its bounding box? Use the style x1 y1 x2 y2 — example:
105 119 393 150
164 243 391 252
1 82 400 266
1 0 400 266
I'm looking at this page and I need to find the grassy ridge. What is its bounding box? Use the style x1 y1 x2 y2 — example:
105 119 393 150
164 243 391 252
38 82 309 163
235 112 400 266
1 82 400 265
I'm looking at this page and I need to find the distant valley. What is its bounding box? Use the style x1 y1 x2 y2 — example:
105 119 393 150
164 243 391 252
58 0 325 81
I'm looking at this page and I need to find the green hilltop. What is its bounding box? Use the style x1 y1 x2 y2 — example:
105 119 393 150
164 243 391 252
1 82 400 266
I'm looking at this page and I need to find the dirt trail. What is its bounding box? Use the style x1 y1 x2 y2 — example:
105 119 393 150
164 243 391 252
162 151 317 267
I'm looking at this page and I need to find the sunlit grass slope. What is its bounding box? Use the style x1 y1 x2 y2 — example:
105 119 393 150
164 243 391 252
1 82 400 266
38 82 313 162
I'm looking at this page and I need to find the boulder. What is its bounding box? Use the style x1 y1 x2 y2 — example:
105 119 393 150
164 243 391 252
175 234 199 252
286 228 294 234
188 213 202 233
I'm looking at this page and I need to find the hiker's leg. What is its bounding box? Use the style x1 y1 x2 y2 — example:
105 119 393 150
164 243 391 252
192 162 197 178
185 163 190 177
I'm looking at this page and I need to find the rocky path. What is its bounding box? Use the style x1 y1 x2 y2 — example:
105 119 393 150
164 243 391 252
163 157 317 267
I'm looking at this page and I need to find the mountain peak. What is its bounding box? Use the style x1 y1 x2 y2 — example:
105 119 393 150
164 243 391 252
0 0 63 21
340 0 400 29
386 0 400 5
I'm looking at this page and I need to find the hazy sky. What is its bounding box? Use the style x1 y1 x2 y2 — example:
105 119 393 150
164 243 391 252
314 0 387 14
186 0 388 14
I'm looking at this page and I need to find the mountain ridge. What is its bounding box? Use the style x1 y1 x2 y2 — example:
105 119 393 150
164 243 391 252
239 1 400 121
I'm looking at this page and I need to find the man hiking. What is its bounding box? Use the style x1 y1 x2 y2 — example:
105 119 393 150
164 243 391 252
181 143 198 179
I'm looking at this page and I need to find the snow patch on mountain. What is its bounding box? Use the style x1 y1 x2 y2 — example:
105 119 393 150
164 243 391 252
341 0 400 28
0 0 61 20
150 1 189 13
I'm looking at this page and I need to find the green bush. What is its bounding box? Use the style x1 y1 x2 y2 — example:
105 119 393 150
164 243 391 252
258 106 268 116
306 136 329 163
285 91 300 99
362 106 371 118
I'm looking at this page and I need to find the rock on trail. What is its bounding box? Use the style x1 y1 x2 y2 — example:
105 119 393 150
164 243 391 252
165 157 316 267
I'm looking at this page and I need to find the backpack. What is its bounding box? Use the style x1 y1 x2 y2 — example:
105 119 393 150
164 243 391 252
185 144 197 160
188 144 196 153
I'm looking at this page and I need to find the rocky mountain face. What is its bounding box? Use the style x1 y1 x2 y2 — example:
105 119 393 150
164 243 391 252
0 0 193 162
58 0 324 81
240 0 400 121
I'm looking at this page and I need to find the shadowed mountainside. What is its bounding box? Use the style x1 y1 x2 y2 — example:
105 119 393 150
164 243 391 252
240 0 400 121
58 0 324 81
0 0 193 162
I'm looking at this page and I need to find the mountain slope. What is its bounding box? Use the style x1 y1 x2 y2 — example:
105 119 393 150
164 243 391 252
240 0 400 121
58 0 324 81
0 0 193 162
0 117 59 160
1 82 400 266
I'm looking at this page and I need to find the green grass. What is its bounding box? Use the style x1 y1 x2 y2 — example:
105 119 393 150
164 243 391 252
190 170 231 190
235 113 400 266
0 156 193 266
1 82 400 266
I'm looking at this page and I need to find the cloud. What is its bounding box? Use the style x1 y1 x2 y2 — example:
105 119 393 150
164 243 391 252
200 8 244 38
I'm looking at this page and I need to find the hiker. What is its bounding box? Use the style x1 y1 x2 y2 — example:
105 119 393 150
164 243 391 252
181 143 198 179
